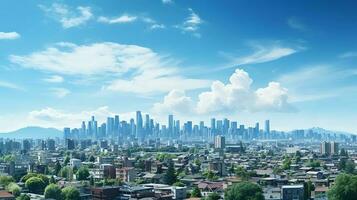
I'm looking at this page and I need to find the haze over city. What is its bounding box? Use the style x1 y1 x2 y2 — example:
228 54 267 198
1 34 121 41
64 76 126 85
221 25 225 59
1 0 357 133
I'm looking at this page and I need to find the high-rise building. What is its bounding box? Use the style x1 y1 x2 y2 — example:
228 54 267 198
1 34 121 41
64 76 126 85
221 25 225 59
331 141 339 155
63 127 71 139
136 111 143 140
265 120 270 137
168 114 174 139
214 135 225 149
320 141 331 155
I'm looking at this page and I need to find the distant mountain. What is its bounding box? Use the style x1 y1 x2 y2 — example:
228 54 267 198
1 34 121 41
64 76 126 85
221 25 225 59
308 127 354 136
0 126 62 139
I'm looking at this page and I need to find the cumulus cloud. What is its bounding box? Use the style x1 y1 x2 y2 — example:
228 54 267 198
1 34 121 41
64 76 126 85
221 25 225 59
153 69 295 116
10 42 211 94
0 32 20 40
39 3 93 28
175 8 203 37
152 90 195 115
43 75 64 83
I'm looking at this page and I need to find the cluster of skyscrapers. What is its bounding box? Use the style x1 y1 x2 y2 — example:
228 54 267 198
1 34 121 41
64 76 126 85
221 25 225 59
64 111 272 143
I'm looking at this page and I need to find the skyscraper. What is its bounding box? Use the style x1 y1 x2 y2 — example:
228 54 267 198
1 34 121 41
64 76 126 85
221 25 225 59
265 120 270 139
214 135 225 149
136 111 143 141
168 114 174 139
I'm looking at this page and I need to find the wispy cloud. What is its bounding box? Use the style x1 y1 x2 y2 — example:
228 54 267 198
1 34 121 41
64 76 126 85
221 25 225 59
50 88 70 98
287 17 306 31
278 65 357 102
10 42 211 95
39 3 93 28
0 32 20 40
43 75 64 83
98 15 137 24
220 43 298 69
0 80 23 90
175 8 203 37
98 15 165 30
339 51 357 58
50 88 71 98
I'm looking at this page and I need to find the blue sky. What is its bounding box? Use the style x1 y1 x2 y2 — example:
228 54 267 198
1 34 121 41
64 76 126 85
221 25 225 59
1 0 357 132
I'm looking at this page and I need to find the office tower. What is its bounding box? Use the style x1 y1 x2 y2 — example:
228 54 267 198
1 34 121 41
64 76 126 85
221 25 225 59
22 140 31 151
199 121 204 136
223 118 230 135
81 121 86 138
130 118 136 137
186 121 193 137
331 141 339 155
88 116 97 139
106 117 114 137
63 127 71 139
230 121 237 137
211 118 216 134
145 114 150 135
136 111 143 140
168 114 174 139
320 141 331 155
66 139 75 150
114 115 120 134
217 120 223 135
265 120 270 135
46 139 55 151
255 122 260 139
214 135 225 149
175 120 180 138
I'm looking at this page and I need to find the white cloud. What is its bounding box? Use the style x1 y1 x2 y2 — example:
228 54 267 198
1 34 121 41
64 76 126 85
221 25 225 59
98 15 137 24
278 65 357 102
232 45 297 66
0 32 20 40
0 80 23 90
152 89 195 115
10 42 211 94
153 69 295 116
39 3 93 28
287 17 306 31
50 88 70 98
176 8 203 37
339 51 357 58
43 75 64 83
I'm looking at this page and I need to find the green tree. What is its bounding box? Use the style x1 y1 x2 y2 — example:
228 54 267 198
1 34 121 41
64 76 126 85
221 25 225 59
76 167 90 180
25 177 46 194
282 157 292 170
235 166 249 181
191 186 202 198
303 181 314 200
60 167 73 180
345 160 356 174
63 156 70 166
173 182 185 187
62 186 80 200
225 182 264 200
16 194 30 200
6 182 21 197
54 161 62 175
206 192 221 200
89 155 95 162
204 170 219 181
0 176 15 187
21 173 49 186
328 173 357 200
163 161 177 185
44 184 62 200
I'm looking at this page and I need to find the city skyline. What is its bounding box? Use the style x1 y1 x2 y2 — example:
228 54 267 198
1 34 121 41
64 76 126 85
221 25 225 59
1 0 357 133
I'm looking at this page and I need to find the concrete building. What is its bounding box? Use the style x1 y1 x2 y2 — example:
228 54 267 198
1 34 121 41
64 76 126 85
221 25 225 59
281 185 304 200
